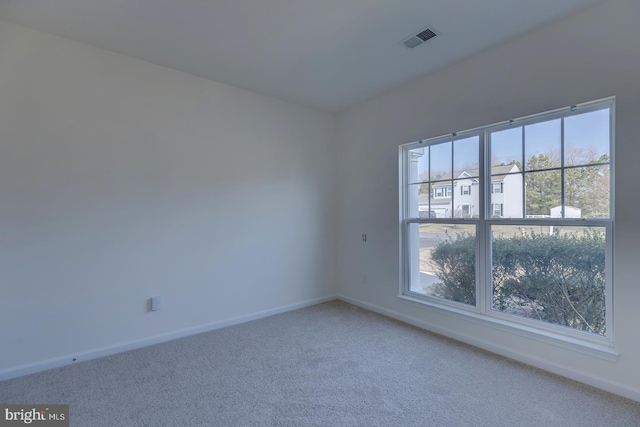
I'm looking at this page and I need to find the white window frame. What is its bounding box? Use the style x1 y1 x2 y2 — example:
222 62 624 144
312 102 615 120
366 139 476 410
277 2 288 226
491 182 503 194
398 97 616 359
461 185 471 196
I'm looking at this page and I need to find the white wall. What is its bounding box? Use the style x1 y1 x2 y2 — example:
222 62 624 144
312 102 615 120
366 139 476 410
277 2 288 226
0 19 337 376
336 0 640 400
501 173 524 218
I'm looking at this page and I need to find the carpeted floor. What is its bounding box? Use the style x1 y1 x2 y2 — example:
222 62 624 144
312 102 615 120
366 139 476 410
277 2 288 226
2 300 640 426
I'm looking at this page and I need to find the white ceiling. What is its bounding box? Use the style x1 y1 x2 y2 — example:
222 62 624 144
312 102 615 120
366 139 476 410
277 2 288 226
0 0 603 112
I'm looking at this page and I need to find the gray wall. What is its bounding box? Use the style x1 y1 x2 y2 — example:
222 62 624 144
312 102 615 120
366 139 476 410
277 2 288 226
336 0 640 400
0 20 337 375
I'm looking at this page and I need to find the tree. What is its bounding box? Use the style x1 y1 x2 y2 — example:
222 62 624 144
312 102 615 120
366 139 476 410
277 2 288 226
564 154 609 217
525 154 561 216
525 150 609 217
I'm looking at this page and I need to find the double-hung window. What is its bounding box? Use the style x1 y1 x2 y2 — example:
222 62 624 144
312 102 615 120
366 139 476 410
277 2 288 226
400 98 614 345
434 186 452 198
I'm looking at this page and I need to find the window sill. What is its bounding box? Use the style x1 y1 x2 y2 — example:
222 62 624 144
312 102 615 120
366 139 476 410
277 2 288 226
397 294 619 363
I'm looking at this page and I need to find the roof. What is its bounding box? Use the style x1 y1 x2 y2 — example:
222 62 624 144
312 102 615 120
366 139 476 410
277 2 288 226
425 164 518 184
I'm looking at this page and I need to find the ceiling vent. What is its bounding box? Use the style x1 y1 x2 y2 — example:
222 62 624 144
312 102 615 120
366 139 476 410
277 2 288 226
402 27 437 49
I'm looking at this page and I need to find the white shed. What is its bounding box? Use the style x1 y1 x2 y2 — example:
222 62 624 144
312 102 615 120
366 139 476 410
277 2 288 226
550 205 581 218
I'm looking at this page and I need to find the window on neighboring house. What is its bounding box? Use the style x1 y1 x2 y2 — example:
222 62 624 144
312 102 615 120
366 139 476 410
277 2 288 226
434 185 452 198
401 98 614 348
461 185 471 195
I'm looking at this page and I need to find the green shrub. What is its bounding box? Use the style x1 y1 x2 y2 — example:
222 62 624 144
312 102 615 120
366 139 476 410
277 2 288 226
430 234 476 305
430 229 606 335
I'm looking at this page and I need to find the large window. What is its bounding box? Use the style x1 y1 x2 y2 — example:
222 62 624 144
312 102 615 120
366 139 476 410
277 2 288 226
401 98 614 343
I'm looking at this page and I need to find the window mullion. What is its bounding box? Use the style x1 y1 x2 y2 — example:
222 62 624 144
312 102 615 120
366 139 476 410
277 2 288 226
521 125 526 218
478 131 488 314
450 138 455 219
561 117 566 218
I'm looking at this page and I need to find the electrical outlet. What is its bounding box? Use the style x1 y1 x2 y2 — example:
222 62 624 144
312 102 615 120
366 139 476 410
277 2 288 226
362 233 367 242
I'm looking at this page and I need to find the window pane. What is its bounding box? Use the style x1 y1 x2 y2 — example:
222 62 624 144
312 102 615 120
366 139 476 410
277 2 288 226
525 119 561 170
407 147 429 184
565 109 610 166
454 136 479 176
525 170 561 217
431 181 453 218
430 141 452 180
409 223 476 306
492 203 503 217
564 165 610 218
491 127 522 169
491 225 606 335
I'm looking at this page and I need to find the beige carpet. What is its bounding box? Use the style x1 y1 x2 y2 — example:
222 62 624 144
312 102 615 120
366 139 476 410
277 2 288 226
2 300 639 426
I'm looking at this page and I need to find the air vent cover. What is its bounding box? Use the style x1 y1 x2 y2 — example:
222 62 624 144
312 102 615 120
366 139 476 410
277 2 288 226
402 27 437 49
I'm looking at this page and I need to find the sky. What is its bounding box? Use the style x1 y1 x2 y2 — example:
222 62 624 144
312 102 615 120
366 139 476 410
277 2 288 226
409 107 610 183
491 108 610 169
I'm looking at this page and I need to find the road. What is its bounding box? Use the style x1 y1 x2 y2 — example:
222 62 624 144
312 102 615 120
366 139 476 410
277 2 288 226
415 232 449 294
419 232 448 248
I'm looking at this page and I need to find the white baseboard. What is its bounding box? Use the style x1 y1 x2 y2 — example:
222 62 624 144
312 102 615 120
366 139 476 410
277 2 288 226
0 295 338 382
337 294 640 403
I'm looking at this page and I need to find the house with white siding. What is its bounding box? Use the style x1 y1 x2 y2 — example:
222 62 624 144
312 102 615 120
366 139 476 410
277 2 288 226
418 164 523 218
